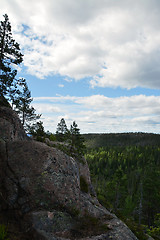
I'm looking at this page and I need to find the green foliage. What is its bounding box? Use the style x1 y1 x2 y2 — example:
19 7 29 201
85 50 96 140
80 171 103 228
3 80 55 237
80 176 89 193
28 121 45 139
14 78 41 127
118 217 148 240
123 195 135 216
85 145 160 229
0 15 41 129
0 14 23 98
155 213 160 226
45 131 56 141
147 226 160 239
97 194 113 210
70 121 86 156
56 118 68 142
49 133 56 141
83 132 160 148
55 119 86 159
146 214 160 239
0 224 9 240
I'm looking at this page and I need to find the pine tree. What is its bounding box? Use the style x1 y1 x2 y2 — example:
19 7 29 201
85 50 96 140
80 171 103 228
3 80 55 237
14 78 41 128
0 14 23 97
28 121 45 140
56 118 68 141
70 121 86 155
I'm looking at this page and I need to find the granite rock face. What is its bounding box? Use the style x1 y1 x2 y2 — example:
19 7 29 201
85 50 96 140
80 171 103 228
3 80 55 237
0 106 27 141
0 105 138 240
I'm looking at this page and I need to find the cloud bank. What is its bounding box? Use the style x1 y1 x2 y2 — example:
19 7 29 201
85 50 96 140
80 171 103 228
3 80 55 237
33 95 160 133
1 0 160 89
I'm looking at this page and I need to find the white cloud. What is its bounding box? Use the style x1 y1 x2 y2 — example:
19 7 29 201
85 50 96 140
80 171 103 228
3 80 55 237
58 84 64 88
1 0 160 89
32 103 62 114
33 94 160 133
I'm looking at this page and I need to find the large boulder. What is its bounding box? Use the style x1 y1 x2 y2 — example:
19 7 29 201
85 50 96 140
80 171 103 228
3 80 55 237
0 105 138 239
0 106 27 141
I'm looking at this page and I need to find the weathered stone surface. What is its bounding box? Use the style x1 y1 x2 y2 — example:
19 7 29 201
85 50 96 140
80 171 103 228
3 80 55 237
0 106 27 141
0 104 138 239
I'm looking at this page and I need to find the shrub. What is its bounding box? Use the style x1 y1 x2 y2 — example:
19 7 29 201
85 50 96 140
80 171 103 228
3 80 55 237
147 226 160 239
49 133 56 141
146 214 160 239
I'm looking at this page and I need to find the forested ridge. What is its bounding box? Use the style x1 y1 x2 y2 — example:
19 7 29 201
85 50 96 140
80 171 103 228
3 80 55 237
84 133 160 239
83 132 160 148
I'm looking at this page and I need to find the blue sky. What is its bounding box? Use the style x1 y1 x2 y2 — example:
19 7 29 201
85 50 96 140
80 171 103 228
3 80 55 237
1 0 160 133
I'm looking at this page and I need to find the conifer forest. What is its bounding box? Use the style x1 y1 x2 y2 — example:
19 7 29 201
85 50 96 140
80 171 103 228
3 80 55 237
84 134 160 239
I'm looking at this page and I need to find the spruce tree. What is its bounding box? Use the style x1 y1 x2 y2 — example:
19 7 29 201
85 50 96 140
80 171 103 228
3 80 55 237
0 14 23 97
70 121 86 155
56 118 68 141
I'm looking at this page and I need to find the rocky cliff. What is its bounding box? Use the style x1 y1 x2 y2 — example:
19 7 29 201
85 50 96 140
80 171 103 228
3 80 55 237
0 103 138 240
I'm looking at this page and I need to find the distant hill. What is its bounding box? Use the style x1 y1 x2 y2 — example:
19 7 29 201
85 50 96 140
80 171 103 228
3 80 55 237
83 132 160 148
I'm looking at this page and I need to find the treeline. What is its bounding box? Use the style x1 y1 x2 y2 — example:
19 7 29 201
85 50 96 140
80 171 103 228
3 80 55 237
85 145 160 239
83 132 160 148
55 118 86 156
30 118 86 159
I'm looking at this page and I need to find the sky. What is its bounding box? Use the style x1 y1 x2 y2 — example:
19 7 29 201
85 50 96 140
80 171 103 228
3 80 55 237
1 0 160 134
